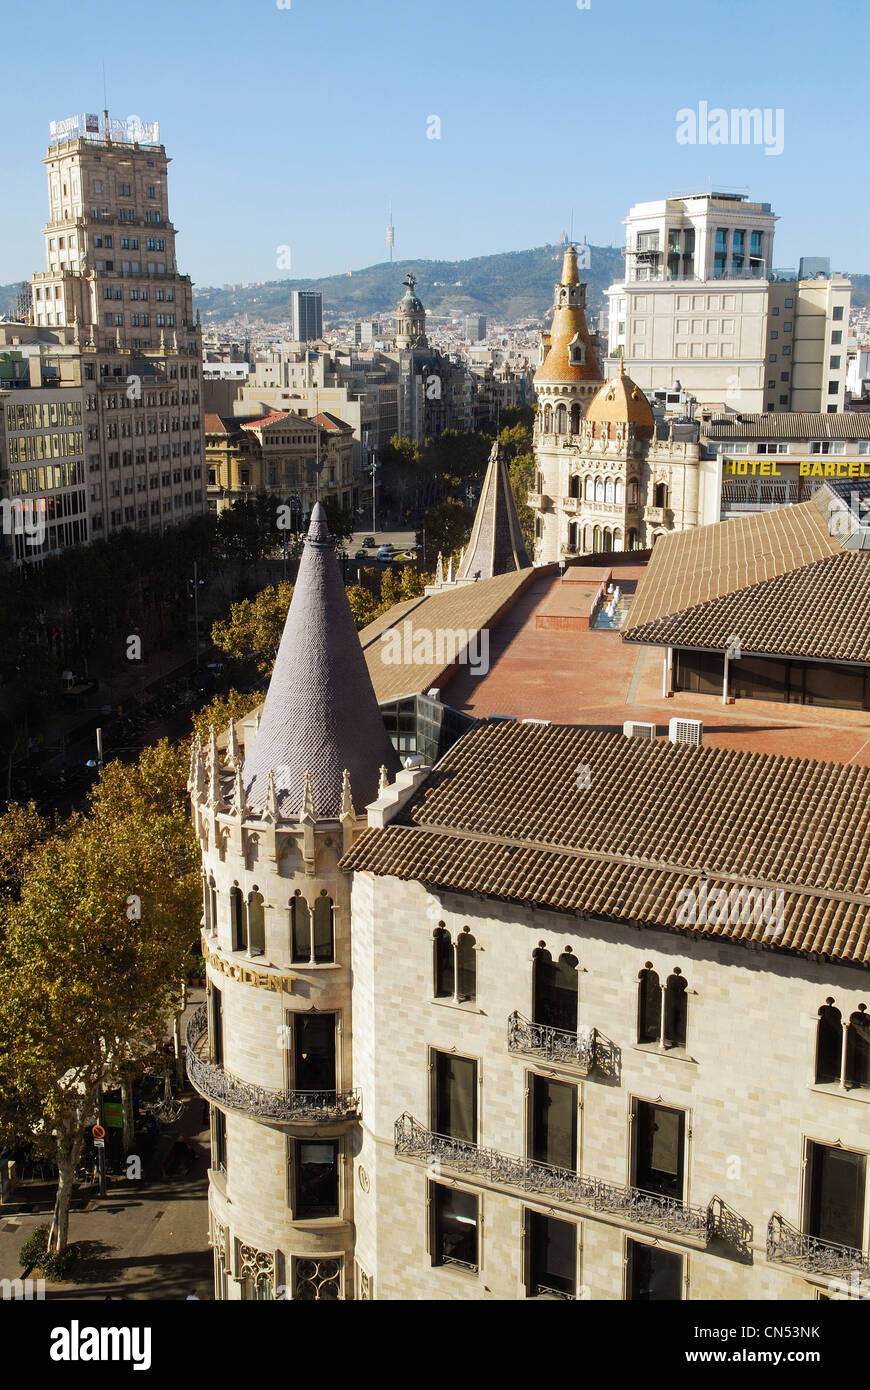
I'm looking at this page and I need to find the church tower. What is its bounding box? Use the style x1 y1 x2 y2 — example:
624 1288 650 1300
394 272 428 350
187 503 401 1301
531 245 603 563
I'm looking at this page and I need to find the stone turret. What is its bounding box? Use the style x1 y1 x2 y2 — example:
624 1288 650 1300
187 501 401 1302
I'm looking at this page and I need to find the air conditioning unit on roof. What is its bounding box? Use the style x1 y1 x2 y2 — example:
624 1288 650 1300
623 720 656 740
668 717 702 747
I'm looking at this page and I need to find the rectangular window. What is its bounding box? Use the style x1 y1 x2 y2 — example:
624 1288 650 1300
432 1050 477 1143
633 1100 685 1200
294 1140 339 1218
213 1106 227 1174
831 331 842 345
293 1013 336 1092
430 1182 479 1272
830 356 841 370
210 985 223 1067
805 1142 865 1250
626 1239 682 1300
829 381 840 395
833 306 844 321
526 1210 576 1299
529 1074 577 1171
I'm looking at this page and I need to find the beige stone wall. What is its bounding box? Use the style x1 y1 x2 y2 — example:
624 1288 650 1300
351 871 870 1300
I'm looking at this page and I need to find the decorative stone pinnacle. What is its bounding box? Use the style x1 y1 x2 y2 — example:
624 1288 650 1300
340 768 355 819
300 770 316 821
378 765 390 796
226 719 241 769
264 769 280 822
435 553 444 586
447 555 456 583
187 733 204 795
230 765 247 818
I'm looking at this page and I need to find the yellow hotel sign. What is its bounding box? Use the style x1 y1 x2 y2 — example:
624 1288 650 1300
725 458 870 477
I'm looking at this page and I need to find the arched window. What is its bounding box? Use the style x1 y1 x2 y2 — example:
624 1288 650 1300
532 944 578 1033
433 924 476 1002
230 884 246 952
613 528 623 552
569 521 580 551
664 969 688 1049
602 528 613 553
654 482 669 508
582 525 590 551
433 926 453 998
456 928 477 1003
291 892 311 963
543 405 552 434
555 404 567 435
627 479 639 505
593 525 602 551
815 999 842 1084
846 1004 870 1090
202 873 212 934
627 528 638 549
247 890 265 956
605 478 614 503
569 474 580 499
585 476 594 501
637 964 661 1044
569 403 581 434
208 876 217 936
313 891 335 963
594 478 605 502
615 479 624 504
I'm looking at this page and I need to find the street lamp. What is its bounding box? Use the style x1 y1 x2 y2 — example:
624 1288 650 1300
188 563 204 667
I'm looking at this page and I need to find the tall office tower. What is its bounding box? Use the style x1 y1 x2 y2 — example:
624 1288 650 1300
465 315 487 342
290 290 324 343
6 111 207 548
605 193 850 413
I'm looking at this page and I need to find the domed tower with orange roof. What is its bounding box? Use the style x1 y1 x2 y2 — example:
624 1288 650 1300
531 245 604 562
562 359 701 556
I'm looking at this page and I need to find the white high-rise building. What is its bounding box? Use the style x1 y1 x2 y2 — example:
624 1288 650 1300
605 193 851 413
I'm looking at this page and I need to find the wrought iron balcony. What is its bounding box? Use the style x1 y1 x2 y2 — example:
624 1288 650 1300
767 1213 870 1281
186 1006 360 1124
395 1113 720 1242
508 1011 596 1073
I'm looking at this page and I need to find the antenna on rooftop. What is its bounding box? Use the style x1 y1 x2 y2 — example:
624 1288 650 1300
386 201 395 263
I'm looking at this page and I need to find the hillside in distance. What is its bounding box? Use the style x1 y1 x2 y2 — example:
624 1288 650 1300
191 244 625 325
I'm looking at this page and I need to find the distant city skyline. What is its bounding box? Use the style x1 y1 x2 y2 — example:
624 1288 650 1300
1 0 867 288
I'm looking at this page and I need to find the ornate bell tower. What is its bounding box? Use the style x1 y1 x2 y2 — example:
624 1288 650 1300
531 245 603 563
394 273 428 350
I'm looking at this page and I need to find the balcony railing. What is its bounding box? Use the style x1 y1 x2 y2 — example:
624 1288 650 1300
767 1213 870 1280
186 1005 360 1123
643 506 667 524
507 1010 596 1073
395 1113 717 1241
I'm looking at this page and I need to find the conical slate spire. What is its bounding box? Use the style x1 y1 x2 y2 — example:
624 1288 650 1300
457 440 532 580
242 502 401 817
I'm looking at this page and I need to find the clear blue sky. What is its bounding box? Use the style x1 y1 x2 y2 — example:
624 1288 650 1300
1 0 865 287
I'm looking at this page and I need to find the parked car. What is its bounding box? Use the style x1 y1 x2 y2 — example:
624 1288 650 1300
354 548 369 559
362 536 376 548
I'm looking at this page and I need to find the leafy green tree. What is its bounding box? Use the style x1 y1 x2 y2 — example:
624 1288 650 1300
211 582 294 675
416 499 473 563
0 753 199 1252
191 689 264 744
509 452 537 556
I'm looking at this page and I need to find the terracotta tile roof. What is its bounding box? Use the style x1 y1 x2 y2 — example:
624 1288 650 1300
623 500 840 634
341 720 870 966
240 410 291 430
204 413 245 436
624 550 870 661
359 569 535 702
702 412 870 441
311 410 352 432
